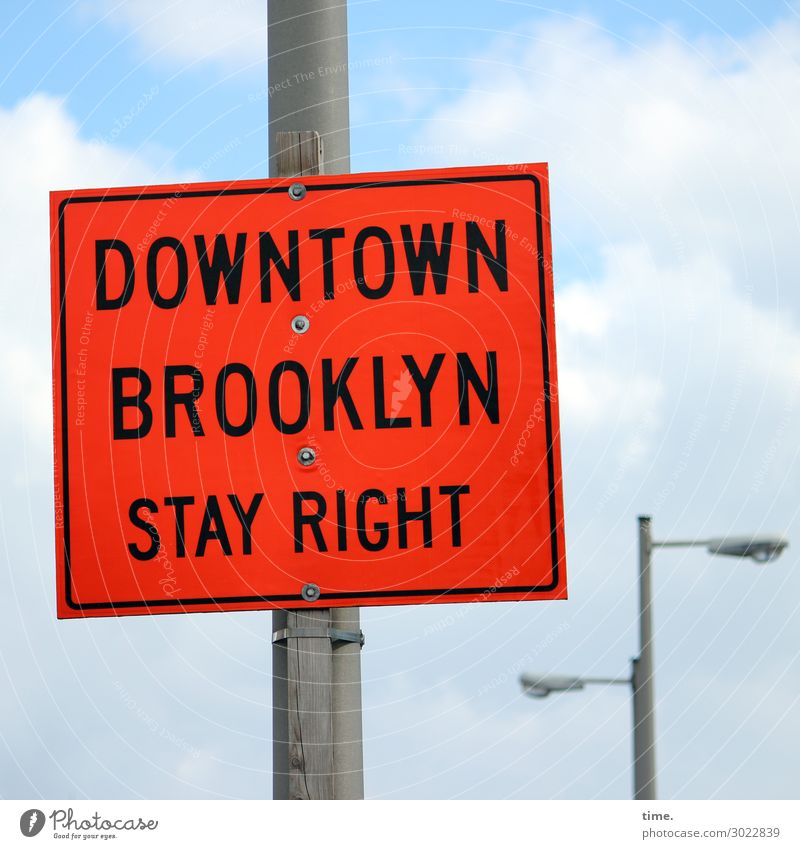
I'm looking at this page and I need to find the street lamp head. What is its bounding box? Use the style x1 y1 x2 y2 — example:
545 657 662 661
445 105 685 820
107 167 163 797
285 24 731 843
706 536 789 563
520 674 585 698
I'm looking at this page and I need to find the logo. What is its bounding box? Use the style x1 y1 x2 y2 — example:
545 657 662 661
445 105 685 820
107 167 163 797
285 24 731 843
19 809 45 837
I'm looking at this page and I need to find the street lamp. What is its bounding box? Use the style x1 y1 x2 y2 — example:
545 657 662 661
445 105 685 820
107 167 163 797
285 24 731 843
521 674 630 698
521 516 788 801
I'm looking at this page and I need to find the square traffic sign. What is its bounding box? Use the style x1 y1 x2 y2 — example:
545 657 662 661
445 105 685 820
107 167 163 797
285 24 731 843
51 163 566 617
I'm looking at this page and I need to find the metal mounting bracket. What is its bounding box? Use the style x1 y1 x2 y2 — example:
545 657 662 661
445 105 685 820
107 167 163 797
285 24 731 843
272 627 365 647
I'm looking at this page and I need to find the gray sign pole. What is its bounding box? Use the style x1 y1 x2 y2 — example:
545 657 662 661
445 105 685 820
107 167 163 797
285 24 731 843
267 0 364 800
268 0 351 177
632 515 657 800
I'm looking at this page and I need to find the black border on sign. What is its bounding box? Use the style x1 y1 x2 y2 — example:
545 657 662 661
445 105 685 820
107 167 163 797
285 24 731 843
57 173 560 612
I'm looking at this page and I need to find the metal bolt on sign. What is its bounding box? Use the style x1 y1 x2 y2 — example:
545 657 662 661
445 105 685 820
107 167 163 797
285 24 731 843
297 447 316 466
292 315 309 334
288 182 306 201
301 583 321 602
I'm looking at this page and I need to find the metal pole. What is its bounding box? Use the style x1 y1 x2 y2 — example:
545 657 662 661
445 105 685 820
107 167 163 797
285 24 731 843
632 515 657 800
330 605 364 798
268 0 350 176
267 0 363 800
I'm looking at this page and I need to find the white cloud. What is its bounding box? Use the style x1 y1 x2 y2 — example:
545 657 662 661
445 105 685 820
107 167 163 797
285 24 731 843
404 15 800 506
4 8 800 800
411 17 800 316
398 15 800 798
0 94 243 798
0 94 192 451
83 0 266 67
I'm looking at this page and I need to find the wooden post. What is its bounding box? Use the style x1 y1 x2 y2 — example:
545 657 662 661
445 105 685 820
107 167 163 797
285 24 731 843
274 131 323 180
272 131 330 802
271 131 363 800
268 0 363 800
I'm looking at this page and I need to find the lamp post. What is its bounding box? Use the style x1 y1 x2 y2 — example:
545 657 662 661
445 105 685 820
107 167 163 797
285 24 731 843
521 516 788 800
635 515 656 800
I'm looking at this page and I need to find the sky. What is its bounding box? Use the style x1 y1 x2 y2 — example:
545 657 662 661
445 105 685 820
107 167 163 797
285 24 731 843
1 0 799 800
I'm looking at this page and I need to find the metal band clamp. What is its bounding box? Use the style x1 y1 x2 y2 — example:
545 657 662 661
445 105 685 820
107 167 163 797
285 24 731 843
272 627 365 647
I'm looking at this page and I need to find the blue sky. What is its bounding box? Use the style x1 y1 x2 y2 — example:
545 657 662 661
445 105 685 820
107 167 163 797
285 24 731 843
4 0 795 287
3 1 795 179
2 0 800 801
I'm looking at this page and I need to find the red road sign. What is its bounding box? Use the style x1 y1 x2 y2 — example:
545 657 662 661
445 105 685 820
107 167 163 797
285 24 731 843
50 163 566 618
